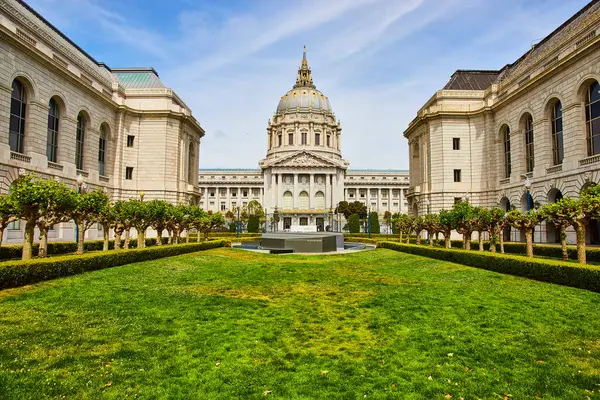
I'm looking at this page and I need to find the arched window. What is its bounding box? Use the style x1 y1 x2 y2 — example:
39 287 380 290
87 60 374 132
187 143 195 184
98 125 107 176
278 133 282 147
301 131 307 145
326 134 331 147
502 126 511 178
9 80 27 153
283 191 293 209
75 113 85 170
315 191 325 209
299 191 309 209
585 80 600 156
551 101 564 165
524 115 534 172
47 98 59 162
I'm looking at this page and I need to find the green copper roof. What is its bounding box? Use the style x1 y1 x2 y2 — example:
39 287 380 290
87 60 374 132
113 68 165 89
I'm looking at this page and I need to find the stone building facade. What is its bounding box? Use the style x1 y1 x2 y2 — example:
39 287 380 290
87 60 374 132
0 0 204 242
199 48 409 232
404 0 600 243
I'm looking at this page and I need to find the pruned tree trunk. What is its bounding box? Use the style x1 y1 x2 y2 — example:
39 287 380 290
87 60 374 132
0 227 4 253
137 228 145 249
575 223 586 264
405 231 410 244
167 228 173 245
525 228 533 258
38 226 49 258
462 232 471 250
103 224 110 251
435 232 439 245
416 231 421 245
124 229 130 249
428 231 433 247
174 228 180 244
490 230 497 253
560 228 568 261
399 231 403 242
76 222 85 255
478 231 484 251
114 230 122 250
155 227 163 246
444 231 451 249
186 230 190 243
22 219 36 260
499 231 505 254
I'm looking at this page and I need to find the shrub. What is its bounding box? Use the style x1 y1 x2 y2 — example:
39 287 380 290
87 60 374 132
369 212 380 234
0 240 227 290
247 215 260 233
378 241 600 293
348 214 361 234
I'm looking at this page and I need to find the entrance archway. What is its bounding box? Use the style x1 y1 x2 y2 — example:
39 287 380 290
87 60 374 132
546 189 563 243
582 183 600 244
499 197 511 242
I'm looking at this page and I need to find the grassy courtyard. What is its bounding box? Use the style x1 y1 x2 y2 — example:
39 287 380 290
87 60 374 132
0 248 599 399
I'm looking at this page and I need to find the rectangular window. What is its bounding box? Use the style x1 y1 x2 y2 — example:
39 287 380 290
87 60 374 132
452 137 460 150
98 135 106 176
288 133 293 145
125 166 133 180
243 190 248 197
9 81 26 154
525 116 535 173
210 191 215 197
231 202 236 208
315 133 320 146
278 134 282 147
552 102 564 165
7 220 21 230
327 135 331 147
453 169 461 182
300 217 308 226
75 116 85 170
301 132 307 145
454 197 462 204
232 191 237 197
503 127 511 178
220 202 226 211
127 135 135 147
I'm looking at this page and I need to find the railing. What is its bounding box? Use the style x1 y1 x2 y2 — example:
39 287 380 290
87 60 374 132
10 152 31 163
580 154 600 166
546 164 562 174
47 161 63 171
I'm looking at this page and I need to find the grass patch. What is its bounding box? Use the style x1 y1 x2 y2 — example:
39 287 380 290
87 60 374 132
0 248 599 399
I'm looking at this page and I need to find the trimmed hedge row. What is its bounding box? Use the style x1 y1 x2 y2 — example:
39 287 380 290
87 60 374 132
378 241 600 292
345 236 600 263
0 240 227 290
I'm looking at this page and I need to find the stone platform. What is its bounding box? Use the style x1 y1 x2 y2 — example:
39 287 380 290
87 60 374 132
260 232 343 253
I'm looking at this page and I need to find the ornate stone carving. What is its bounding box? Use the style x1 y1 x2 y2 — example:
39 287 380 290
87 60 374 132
274 152 333 168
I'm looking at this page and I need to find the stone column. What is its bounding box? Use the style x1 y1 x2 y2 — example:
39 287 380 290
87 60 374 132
309 174 315 209
293 173 299 209
271 172 277 208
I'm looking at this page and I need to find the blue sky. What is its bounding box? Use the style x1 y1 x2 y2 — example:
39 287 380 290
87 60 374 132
26 0 591 169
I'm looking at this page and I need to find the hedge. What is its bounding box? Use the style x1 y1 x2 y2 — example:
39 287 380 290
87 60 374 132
0 240 227 290
378 241 600 293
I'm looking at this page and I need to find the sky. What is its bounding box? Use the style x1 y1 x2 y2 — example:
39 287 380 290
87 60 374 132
25 0 591 170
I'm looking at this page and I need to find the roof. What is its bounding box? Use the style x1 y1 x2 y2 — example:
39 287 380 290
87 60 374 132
443 70 501 90
112 68 165 89
198 168 261 172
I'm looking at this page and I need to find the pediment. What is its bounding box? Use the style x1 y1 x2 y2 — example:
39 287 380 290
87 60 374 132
271 151 336 168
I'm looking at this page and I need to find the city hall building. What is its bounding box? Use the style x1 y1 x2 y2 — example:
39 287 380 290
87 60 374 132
404 0 600 244
197 48 410 232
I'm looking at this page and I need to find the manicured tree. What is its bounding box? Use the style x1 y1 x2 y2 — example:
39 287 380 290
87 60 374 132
452 201 476 250
395 214 413 243
487 207 507 253
36 179 77 257
247 215 260 233
438 209 454 248
111 201 129 250
70 189 110 254
413 216 425 245
128 199 152 249
540 202 571 261
225 210 235 229
240 208 249 233
148 199 170 246
383 211 392 234
96 200 114 251
336 201 351 220
423 213 440 248
472 207 492 251
247 200 264 218
0 194 17 252
348 214 360 234
505 209 543 258
10 173 44 260
171 204 193 244
195 211 225 240
370 211 380 234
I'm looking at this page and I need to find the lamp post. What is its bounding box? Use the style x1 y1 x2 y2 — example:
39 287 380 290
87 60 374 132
236 206 240 238
328 207 333 232
264 207 267 233
425 198 431 244
273 206 279 232
367 207 371 239
74 174 84 241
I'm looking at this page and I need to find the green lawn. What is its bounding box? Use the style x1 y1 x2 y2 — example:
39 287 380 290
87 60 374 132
0 249 599 399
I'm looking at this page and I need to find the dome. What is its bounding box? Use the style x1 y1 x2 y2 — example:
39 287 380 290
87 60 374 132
275 46 333 114
276 88 332 113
